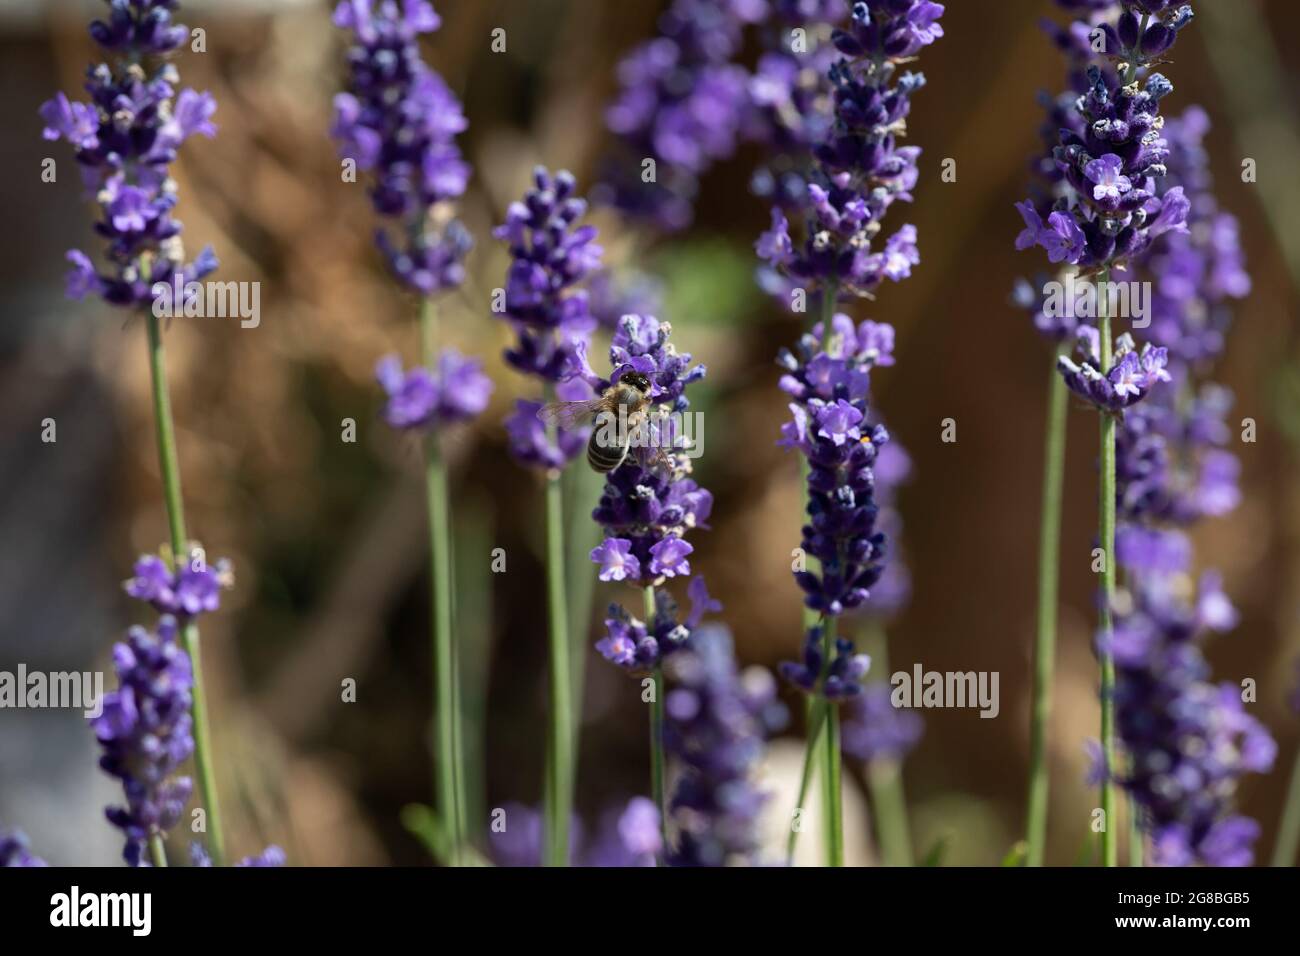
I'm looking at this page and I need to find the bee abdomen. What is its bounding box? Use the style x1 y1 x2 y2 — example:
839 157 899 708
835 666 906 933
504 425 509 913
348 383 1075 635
587 428 629 473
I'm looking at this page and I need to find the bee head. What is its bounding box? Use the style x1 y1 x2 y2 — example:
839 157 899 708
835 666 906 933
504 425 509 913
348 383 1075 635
621 371 651 394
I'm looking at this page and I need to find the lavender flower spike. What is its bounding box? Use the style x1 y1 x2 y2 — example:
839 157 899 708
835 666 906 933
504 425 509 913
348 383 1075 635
664 625 787 866
91 616 196 867
332 0 471 294
40 0 218 311
45 0 229 866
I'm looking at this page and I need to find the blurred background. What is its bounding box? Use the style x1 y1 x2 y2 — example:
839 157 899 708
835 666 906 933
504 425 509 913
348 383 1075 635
1 0 1298 866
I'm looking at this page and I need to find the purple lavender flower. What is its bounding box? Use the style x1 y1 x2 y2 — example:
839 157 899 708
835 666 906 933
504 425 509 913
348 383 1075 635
40 2 218 311
777 315 893 618
664 625 787 866
375 351 492 431
0 829 47 867
91 616 196 866
597 0 765 231
747 1 851 214
1017 48 1192 271
1107 574 1275 866
779 624 871 699
840 683 923 763
504 397 588 470
856 438 912 617
124 552 232 620
1057 330 1170 411
331 1 472 293
493 167 605 468
1116 384 1240 525
596 577 719 674
755 2 943 301
588 316 710 588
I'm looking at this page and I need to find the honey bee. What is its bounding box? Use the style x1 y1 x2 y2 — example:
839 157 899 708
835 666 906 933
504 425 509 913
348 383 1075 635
537 371 669 473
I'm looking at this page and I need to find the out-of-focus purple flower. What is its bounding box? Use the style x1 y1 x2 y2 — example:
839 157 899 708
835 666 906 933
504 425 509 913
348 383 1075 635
597 0 766 231
840 683 923 762
0 829 46 867
504 396 589 471
91 616 195 866
88 0 192 54
613 797 662 863
1114 525 1190 574
40 3 219 311
332 1 472 294
191 843 287 867
124 552 232 620
587 268 665 331
486 798 656 866
1108 573 1275 867
375 351 492 431
664 625 787 866
1083 738 1108 787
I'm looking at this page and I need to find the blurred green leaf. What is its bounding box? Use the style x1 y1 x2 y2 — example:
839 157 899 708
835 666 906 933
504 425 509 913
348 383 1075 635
651 238 761 328
401 803 493 867
1000 840 1028 867
921 833 950 867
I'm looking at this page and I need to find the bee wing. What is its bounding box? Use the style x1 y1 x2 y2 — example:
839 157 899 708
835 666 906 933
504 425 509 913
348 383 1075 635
536 399 606 431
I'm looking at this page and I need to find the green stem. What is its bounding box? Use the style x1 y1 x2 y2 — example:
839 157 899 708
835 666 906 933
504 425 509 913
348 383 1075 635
148 833 168 868
1097 267 1118 868
645 586 667 863
145 312 224 867
1026 343 1069 866
787 699 828 863
862 624 913 866
542 382 574 867
420 297 461 866
1272 745 1300 866
820 615 844 867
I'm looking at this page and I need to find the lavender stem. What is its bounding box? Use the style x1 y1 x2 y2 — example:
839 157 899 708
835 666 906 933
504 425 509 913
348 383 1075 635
1026 340 1069 866
148 833 167 868
821 614 844 867
145 311 225 867
420 296 463 866
862 623 914 866
645 585 666 863
542 382 574 867
787 699 827 864
1272 747 1300 866
1097 266 1118 868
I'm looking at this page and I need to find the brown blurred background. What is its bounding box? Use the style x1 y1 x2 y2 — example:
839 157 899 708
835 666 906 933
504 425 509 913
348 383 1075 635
1 0 1297 866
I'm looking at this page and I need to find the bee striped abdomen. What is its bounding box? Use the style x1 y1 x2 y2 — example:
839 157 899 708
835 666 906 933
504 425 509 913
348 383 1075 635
587 426 629 473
